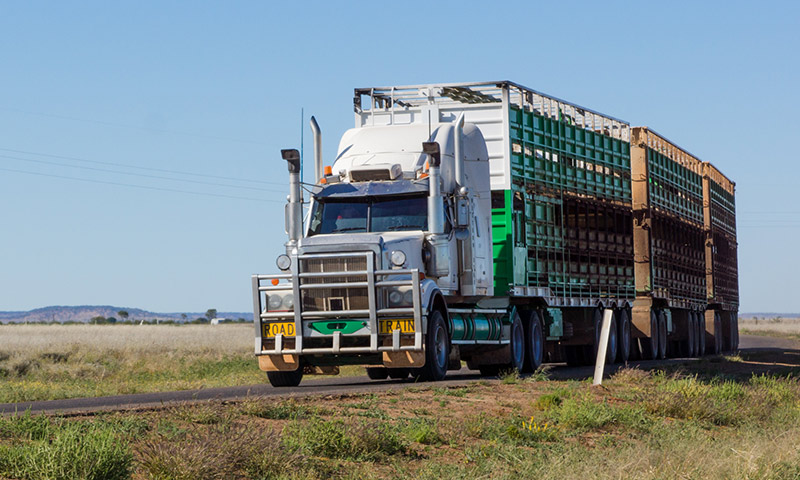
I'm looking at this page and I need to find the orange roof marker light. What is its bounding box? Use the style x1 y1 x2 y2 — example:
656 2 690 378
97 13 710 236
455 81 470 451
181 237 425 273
324 165 333 175
271 278 279 286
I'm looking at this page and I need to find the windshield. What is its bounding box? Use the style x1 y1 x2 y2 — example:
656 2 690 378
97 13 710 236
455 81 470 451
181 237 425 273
309 196 428 235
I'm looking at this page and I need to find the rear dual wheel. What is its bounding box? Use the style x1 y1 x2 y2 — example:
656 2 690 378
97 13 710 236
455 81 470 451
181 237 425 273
522 310 544 372
697 313 706 357
713 312 723 355
640 311 659 360
685 313 697 358
479 311 525 377
617 308 632 363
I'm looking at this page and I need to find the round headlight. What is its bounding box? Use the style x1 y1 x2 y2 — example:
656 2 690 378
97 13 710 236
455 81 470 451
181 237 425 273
282 293 294 310
403 290 414 305
388 290 403 306
268 294 283 310
276 254 291 271
390 250 406 267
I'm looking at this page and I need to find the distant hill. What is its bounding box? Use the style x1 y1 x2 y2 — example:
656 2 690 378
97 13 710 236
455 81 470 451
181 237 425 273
0 305 253 324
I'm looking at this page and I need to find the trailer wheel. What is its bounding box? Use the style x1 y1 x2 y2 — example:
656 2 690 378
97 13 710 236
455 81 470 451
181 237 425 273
713 312 723 355
617 308 631 363
266 367 303 388
523 310 544 372
640 310 659 360
416 310 449 382
698 313 707 357
657 310 667 359
686 313 697 358
731 313 739 352
366 367 389 380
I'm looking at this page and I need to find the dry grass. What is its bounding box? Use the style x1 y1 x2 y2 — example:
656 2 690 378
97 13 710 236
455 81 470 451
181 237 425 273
0 324 254 356
4 364 800 479
739 316 800 337
0 324 363 403
0 324 261 403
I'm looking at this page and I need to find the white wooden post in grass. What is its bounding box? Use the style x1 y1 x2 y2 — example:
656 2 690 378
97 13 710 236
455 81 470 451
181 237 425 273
593 308 614 386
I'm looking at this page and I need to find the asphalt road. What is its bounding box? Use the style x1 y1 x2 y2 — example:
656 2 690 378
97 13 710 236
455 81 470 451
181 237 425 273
2 334 797 416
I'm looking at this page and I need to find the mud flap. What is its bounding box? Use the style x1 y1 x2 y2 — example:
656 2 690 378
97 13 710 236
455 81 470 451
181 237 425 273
383 350 425 368
258 354 299 372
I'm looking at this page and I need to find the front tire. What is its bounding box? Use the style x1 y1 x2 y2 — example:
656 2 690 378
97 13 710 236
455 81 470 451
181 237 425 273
266 367 303 387
416 310 449 382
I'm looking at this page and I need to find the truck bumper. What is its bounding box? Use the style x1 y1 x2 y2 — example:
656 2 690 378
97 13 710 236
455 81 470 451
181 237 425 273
252 252 424 369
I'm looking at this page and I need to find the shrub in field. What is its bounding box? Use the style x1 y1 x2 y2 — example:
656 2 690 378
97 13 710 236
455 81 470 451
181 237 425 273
138 423 295 480
0 420 132 480
533 393 563 411
240 398 328 420
403 418 444 445
645 376 755 426
282 418 407 460
506 417 559 445
553 396 652 433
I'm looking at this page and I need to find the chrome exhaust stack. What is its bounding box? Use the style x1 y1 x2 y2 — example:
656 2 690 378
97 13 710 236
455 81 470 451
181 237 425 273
422 141 449 278
309 116 323 183
281 148 303 253
454 113 465 190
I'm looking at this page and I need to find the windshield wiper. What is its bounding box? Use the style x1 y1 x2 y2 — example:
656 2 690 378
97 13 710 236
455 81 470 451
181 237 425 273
385 225 424 231
329 227 367 233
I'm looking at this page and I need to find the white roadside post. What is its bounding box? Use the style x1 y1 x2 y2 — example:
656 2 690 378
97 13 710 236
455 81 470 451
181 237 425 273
593 308 615 386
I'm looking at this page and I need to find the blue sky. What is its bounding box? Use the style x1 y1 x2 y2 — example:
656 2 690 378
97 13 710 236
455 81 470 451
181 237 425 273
0 1 797 313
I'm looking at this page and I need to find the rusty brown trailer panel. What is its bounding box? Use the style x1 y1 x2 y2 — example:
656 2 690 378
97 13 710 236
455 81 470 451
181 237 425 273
630 127 707 311
703 162 739 312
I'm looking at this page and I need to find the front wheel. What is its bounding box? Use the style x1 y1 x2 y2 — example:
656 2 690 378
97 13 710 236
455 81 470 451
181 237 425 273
266 367 303 387
416 310 450 382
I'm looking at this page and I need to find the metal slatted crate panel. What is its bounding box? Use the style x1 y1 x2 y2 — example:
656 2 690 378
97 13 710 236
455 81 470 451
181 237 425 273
702 162 738 309
559 197 635 299
704 162 737 239
491 186 635 299
712 232 739 308
650 214 707 306
633 128 704 226
509 106 632 204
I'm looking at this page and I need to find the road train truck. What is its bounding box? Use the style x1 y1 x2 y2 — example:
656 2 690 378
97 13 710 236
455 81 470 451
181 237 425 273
252 81 739 387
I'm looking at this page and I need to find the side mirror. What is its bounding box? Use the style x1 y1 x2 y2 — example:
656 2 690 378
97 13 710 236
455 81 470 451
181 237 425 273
281 149 301 173
422 142 441 167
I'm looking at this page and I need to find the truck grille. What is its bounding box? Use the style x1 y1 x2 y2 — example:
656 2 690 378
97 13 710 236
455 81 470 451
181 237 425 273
300 256 369 312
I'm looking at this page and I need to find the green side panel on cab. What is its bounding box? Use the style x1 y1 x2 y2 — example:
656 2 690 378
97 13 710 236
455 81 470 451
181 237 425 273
492 189 514 294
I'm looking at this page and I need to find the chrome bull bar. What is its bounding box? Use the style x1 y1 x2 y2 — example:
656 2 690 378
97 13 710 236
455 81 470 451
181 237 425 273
252 252 423 356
